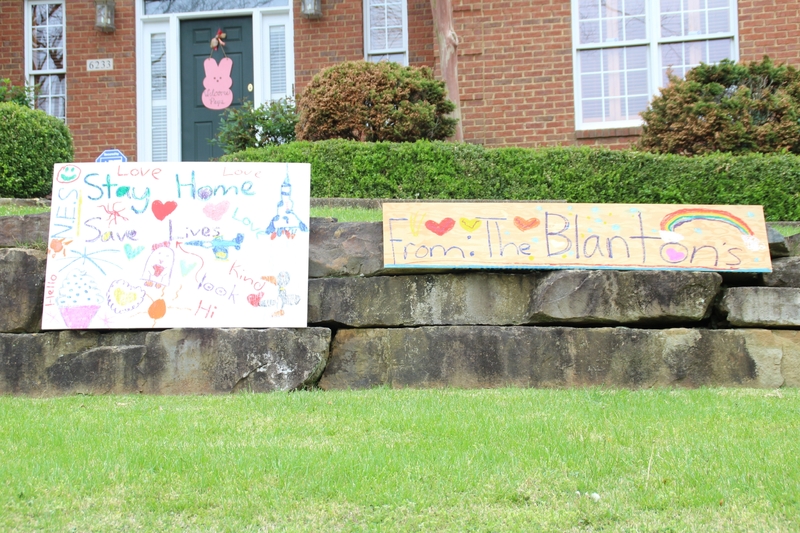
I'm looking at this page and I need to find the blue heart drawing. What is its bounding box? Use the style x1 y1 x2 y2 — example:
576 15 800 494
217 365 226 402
124 244 145 260
180 260 197 276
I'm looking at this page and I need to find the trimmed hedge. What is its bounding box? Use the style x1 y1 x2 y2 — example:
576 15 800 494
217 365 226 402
222 140 800 221
0 102 73 198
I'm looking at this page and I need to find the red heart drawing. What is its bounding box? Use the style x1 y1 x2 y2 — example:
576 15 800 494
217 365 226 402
203 200 230 221
514 216 540 231
152 264 165 277
425 217 456 236
247 292 263 307
152 200 178 221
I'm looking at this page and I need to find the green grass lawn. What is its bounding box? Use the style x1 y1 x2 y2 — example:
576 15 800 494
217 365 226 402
1 388 798 532
0 205 50 217
0 205 383 223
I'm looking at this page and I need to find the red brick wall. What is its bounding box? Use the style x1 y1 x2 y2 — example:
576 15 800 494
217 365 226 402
65 1 137 162
0 2 25 84
293 0 365 91
738 0 800 65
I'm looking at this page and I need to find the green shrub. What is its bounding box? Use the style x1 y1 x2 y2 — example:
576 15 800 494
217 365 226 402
222 140 800 220
0 78 35 107
0 102 73 198
214 98 297 154
295 61 457 142
639 57 800 155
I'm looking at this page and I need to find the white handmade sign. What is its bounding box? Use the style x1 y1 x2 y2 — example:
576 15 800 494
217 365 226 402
43 162 310 329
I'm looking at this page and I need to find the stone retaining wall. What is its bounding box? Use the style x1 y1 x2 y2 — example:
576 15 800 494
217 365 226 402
2 215 799 395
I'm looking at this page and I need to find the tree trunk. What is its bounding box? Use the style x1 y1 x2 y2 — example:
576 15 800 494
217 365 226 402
430 0 463 141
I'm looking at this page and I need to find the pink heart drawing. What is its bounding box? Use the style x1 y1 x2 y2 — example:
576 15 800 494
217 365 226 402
203 200 230 221
665 248 687 262
424 218 456 236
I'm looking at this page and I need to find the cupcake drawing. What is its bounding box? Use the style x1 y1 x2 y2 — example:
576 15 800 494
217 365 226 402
57 270 104 328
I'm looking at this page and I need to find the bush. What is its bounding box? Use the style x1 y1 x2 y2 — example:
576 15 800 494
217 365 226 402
639 57 800 155
222 140 800 221
0 102 73 198
295 61 457 142
0 78 35 107
214 98 297 154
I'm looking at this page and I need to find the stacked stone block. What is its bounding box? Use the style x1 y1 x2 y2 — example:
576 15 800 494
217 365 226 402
1 216 799 395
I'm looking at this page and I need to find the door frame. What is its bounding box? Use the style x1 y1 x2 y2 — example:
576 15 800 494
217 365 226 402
135 2 294 162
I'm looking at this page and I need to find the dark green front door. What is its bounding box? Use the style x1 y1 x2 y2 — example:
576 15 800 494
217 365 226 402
180 16 253 161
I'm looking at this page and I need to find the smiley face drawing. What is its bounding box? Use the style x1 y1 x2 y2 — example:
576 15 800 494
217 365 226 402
56 165 81 184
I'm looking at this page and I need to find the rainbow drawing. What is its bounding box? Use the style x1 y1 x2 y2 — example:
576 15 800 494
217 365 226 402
661 208 754 235
660 208 763 251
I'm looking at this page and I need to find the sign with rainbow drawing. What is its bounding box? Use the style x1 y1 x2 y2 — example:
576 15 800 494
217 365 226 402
42 162 310 329
383 202 772 272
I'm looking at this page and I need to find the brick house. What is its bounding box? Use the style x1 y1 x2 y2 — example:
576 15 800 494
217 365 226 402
1 1 798 162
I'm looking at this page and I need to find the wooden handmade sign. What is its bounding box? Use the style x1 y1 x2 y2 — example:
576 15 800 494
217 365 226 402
383 202 772 272
43 162 310 329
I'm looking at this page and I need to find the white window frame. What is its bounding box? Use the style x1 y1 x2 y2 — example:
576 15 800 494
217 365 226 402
363 0 409 65
24 0 67 121
571 0 739 130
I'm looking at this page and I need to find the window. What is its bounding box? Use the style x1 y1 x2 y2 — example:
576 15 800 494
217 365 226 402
364 0 408 65
572 0 737 129
26 1 66 121
150 33 168 162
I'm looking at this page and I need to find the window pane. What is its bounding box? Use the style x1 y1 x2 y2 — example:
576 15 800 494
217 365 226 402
49 4 63 25
150 33 168 161
579 20 601 44
708 38 733 62
370 28 386 50
625 0 646 16
33 28 47 49
582 99 603 123
32 51 47 71
387 27 403 49
627 45 648 69
685 11 706 35
48 49 63 70
48 26 63 49
627 70 648 95
625 17 646 40
269 25 287 99
578 0 599 20
32 5 47 25
370 6 385 28
707 8 730 33
580 49 602 74
660 14 681 37
602 18 623 42
150 34 167 100
628 95 649 117
582 73 603 99
387 3 402 26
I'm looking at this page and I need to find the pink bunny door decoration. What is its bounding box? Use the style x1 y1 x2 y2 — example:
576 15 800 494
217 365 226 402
202 29 233 110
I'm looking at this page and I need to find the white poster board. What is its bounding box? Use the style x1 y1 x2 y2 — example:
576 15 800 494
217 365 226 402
42 162 310 329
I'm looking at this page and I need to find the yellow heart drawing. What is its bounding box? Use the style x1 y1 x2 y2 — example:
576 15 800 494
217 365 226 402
459 218 482 232
114 287 138 307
